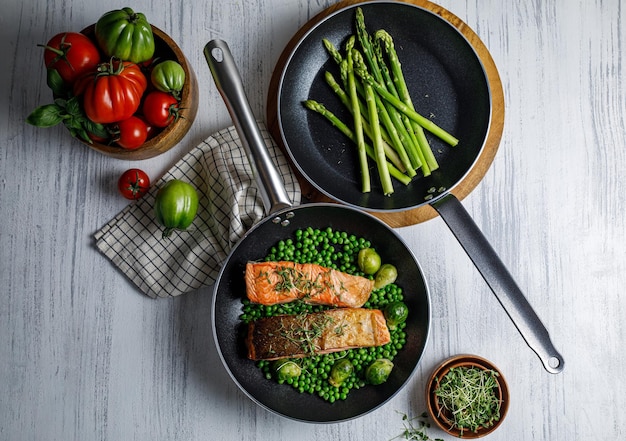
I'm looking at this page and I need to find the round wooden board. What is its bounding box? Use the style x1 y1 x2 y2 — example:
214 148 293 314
266 0 505 228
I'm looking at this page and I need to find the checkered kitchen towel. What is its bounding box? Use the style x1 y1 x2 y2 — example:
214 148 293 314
94 123 301 298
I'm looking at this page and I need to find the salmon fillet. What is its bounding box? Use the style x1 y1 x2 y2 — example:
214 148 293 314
245 261 374 308
246 308 391 361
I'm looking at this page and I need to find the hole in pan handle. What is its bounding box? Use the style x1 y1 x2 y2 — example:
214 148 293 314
203 39 293 215
432 193 565 374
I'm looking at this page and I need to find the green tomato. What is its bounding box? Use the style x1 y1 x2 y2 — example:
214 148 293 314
365 358 394 385
151 60 186 98
95 7 155 63
154 180 199 239
357 247 381 275
329 359 354 387
374 263 398 289
384 301 408 330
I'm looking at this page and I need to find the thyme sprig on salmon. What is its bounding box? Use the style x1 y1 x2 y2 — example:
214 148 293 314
246 261 374 308
246 308 391 361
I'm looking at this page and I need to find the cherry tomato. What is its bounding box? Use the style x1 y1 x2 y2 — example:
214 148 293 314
74 60 148 124
118 168 150 200
41 32 100 85
144 120 160 140
142 91 180 128
115 116 148 149
88 132 110 144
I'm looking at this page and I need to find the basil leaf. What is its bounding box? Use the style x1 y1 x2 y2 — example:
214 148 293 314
26 104 64 127
46 68 69 97
83 119 109 139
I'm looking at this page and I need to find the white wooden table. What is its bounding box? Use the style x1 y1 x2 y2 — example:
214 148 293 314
2 0 623 439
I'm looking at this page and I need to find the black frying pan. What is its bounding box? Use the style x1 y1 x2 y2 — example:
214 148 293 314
277 1 489 211
205 40 431 422
274 1 564 374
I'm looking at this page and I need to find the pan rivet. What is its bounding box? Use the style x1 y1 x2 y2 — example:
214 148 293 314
285 211 295 219
281 219 291 227
272 216 282 224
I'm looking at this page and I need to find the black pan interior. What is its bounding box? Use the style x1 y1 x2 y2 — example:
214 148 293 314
212 204 430 422
277 2 491 211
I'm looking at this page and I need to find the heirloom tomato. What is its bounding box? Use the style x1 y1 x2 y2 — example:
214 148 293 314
150 60 185 98
154 180 199 239
40 32 100 85
95 7 155 63
118 168 150 200
74 60 147 124
115 116 148 149
142 91 180 128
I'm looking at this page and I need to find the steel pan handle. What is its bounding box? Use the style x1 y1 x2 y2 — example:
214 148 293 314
204 39 293 214
432 193 564 374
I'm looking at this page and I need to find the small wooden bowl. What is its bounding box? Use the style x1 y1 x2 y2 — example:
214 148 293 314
426 355 510 438
79 24 199 160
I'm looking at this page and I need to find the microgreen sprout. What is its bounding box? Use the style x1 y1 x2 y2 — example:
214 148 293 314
391 412 444 441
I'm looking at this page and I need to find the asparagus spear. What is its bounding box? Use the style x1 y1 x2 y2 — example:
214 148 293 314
324 71 406 172
355 9 419 174
355 7 384 84
354 61 459 147
349 49 416 176
303 100 411 185
373 36 427 174
329 44 398 153
354 50 394 195
323 38 343 65
345 36 370 193
376 29 440 171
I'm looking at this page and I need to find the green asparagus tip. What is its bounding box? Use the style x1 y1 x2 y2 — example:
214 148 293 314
303 99 323 112
374 29 393 44
323 39 343 64
346 35 356 50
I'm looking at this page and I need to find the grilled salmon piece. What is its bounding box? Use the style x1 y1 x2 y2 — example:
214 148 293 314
246 308 391 361
245 261 374 307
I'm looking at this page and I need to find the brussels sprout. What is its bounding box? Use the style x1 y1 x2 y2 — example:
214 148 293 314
384 301 409 330
374 263 398 289
365 358 394 385
271 360 302 383
358 248 382 275
329 359 354 387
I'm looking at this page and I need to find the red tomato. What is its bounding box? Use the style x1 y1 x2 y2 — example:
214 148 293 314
74 60 148 124
88 132 110 144
143 119 160 140
142 91 180 128
115 116 148 149
41 32 100 85
118 168 150 200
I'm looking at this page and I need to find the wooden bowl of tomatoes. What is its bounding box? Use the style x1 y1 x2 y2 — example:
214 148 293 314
29 8 198 160
79 24 199 160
